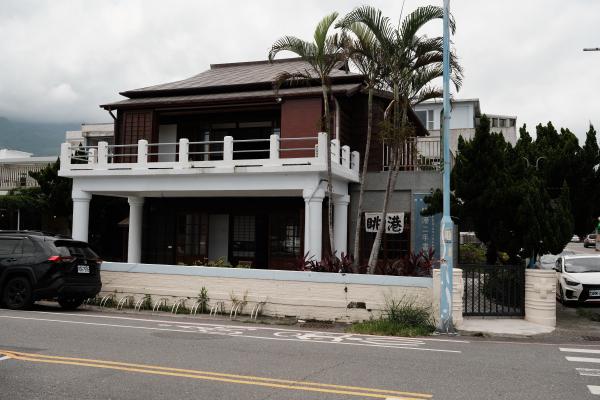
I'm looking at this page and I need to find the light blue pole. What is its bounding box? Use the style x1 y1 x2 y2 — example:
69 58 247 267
437 0 456 334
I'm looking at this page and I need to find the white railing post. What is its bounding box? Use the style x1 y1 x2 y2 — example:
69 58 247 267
60 143 71 170
351 151 360 173
331 139 340 164
341 145 350 168
269 134 279 160
177 138 189 169
317 132 327 163
97 141 108 167
223 136 233 162
88 148 97 165
136 139 148 168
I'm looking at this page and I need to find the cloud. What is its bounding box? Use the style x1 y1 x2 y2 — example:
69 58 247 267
0 0 598 141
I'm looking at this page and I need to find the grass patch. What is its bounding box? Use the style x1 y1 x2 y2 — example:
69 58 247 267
347 296 436 337
576 308 600 322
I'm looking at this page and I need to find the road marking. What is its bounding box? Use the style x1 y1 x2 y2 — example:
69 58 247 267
566 356 600 364
0 315 461 353
0 356 10 362
589 386 600 395
0 349 431 400
577 368 600 377
561 348 600 354
0 309 469 343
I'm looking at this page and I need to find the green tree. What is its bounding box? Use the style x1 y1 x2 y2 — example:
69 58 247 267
338 5 463 272
29 159 73 219
269 12 347 254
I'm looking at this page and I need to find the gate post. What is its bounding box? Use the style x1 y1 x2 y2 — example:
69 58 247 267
433 268 463 327
524 269 556 327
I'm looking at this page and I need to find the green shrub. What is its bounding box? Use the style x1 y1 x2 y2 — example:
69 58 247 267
459 243 486 264
348 296 435 337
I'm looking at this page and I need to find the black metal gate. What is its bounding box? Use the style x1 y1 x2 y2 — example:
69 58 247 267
461 264 525 316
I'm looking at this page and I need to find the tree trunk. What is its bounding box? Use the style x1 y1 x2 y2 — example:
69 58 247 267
352 87 374 263
322 84 335 257
367 85 408 273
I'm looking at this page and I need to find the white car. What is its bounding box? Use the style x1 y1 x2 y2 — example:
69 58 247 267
555 255 600 304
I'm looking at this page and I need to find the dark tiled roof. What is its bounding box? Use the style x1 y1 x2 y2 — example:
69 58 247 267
121 58 362 97
102 83 363 109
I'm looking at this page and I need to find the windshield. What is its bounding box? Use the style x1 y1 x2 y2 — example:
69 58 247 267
564 258 600 273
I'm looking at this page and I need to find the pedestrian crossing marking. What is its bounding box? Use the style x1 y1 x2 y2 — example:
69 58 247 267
588 385 600 395
577 368 600 377
560 348 600 354
566 356 600 364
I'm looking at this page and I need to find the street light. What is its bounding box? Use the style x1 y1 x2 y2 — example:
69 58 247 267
437 0 455 335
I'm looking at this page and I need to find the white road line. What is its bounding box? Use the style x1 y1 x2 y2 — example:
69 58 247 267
0 309 470 343
589 385 600 395
0 356 10 362
577 368 600 377
560 348 600 354
0 315 461 353
566 356 600 364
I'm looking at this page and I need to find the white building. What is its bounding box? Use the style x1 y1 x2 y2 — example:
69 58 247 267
66 123 114 148
412 98 517 151
0 149 55 195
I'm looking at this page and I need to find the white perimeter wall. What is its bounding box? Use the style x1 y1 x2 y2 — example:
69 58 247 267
99 262 435 322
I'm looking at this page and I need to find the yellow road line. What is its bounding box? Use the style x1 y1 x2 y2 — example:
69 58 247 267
0 349 431 399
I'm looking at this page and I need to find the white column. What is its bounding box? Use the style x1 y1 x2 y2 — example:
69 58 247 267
303 189 324 260
333 195 350 256
269 134 279 160
72 191 91 242
223 136 233 161
127 196 145 263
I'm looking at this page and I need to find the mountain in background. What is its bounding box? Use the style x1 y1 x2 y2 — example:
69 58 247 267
0 117 80 156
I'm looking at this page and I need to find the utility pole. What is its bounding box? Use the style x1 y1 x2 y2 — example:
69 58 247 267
437 0 455 334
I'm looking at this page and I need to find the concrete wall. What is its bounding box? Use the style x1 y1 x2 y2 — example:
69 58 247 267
99 262 434 322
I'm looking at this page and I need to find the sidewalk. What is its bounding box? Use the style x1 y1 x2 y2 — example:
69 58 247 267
457 318 554 337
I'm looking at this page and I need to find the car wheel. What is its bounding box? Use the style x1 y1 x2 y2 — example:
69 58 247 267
57 297 84 310
2 276 33 310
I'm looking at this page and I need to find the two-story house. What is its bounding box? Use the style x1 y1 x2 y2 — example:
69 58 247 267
413 98 518 151
59 58 443 269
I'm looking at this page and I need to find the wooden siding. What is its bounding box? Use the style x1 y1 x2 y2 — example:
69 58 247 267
116 110 155 162
280 98 322 158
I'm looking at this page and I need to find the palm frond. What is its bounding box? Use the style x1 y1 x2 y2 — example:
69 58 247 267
314 12 339 55
411 85 443 105
399 6 454 47
336 6 395 51
268 36 315 62
272 71 315 93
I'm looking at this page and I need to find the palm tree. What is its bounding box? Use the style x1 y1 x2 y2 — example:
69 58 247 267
338 5 463 273
335 22 383 263
268 12 347 257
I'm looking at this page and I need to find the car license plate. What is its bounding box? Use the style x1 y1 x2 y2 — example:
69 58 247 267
77 265 90 274
590 290 600 297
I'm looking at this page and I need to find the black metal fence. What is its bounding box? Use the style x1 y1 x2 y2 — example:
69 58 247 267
461 264 525 317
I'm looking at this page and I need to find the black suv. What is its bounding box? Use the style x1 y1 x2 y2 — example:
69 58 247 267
0 231 102 310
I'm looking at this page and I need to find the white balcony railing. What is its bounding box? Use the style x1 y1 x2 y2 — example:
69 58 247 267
60 132 360 179
382 136 450 171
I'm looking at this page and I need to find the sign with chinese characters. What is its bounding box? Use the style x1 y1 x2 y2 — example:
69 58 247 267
364 212 405 234
412 193 441 256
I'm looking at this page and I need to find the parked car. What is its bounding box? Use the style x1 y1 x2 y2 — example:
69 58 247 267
584 234 597 248
0 231 102 310
539 251 575 270
555 255 600 304
571 234 580 243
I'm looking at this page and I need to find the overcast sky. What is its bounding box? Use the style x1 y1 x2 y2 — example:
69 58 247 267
1 0 599 141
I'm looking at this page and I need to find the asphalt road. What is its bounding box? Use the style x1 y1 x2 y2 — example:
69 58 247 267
1 306 600 400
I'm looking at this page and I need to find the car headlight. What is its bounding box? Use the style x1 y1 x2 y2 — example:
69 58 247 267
564 279 580 286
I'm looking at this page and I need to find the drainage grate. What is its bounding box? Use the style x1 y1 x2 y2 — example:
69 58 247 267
582 336 600 341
